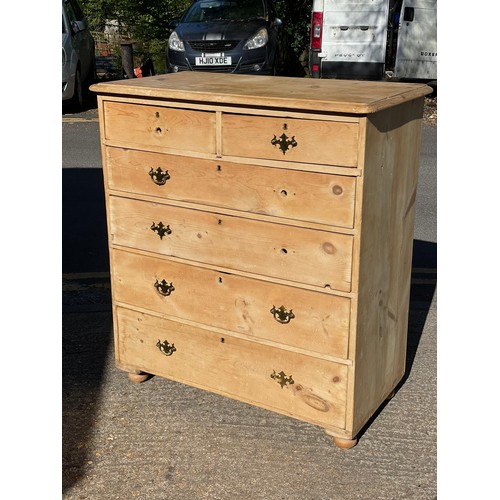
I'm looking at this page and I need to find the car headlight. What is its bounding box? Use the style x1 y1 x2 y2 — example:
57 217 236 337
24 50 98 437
243 28 268 50
168 31 185 51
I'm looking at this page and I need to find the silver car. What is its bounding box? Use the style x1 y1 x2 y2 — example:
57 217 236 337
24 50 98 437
62 0 96 109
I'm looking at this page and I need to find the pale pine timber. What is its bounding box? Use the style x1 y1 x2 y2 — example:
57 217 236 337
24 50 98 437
91 73 431 449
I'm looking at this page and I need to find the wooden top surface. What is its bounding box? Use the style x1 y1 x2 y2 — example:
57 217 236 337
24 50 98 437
90 72 432 114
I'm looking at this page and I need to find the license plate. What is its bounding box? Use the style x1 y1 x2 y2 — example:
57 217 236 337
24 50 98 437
195 56 232 66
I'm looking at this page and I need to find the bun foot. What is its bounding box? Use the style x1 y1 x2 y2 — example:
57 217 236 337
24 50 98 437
386 389 396 401
128 371 151 383
332 436 358 449
325 430 358 448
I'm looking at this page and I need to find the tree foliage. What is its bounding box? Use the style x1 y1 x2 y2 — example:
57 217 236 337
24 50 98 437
80 0 191 39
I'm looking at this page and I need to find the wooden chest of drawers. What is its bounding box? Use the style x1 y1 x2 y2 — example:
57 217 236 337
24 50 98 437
91 73 431 448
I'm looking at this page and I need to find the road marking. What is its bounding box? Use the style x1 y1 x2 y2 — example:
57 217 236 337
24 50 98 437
63 272 110 279
62 117 99 123
63 269 436 290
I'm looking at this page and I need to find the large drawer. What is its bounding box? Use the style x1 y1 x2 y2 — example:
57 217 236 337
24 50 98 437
222 113 359 167
109 196 353 291
106 147 356 228
116 307 348 429
103 101 216 154
112 249 350 358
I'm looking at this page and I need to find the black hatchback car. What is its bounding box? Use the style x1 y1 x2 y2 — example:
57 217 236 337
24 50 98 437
166 0 282 75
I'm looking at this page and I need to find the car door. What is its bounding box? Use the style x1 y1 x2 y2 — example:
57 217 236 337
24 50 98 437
64 0 93 80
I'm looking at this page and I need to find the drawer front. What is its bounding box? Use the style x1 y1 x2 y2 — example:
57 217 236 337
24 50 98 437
103 101 216 154
222 113 359 167
116 307 348 429
106 147 356 228
112 249 350 358
109 196 353 291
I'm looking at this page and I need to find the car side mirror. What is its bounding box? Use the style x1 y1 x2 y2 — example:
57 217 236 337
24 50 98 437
72 20 87 32
169 20 179 29
274 18 283 28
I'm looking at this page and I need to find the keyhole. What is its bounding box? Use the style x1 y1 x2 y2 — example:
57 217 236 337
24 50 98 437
218 277 223 283
280 189 288 197
281 248 288 254
155 127 162 134
217 165 222 172
283 123 288 130
155 112 160 118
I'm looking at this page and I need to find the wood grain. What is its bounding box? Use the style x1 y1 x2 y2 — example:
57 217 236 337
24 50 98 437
109 196 354 291
103 101 216 154
222 113 359 167
112 248 351 359
106 146 356 228
91 72 432 114
116 307 348 429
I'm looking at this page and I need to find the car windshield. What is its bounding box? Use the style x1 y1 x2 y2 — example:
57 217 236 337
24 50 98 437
182 0 267 22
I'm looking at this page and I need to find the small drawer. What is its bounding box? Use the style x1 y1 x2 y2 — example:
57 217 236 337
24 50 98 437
106 147 356 228
222 113 359 167
103 101 216 154
112 249 351 358
109 196 353 292
116 307 348 429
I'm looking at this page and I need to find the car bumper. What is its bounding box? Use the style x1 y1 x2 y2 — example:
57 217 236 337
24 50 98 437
167 47 274 75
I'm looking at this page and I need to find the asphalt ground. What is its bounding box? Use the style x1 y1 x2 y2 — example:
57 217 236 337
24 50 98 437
62 276 436 499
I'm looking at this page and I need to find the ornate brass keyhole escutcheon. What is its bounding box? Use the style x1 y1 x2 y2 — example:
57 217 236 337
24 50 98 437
156 339 176 356
151 221 172 239
270 305 295 324
154 279 175 296
271 131 297 155
149 167 171 186
271 370 294 388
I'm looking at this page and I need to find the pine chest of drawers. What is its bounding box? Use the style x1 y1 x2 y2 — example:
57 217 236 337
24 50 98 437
91 73 431 448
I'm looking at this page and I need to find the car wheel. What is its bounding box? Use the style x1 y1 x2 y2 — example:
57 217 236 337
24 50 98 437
71 67 84 110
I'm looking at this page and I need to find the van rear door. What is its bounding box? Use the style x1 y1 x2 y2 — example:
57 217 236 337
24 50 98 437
310 0 390 79
393 0 437 79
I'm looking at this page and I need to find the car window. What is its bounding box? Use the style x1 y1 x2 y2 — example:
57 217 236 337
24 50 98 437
182 0 267 22
65 0 85 21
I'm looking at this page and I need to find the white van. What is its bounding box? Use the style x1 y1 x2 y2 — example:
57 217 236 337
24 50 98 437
309 0 437 84
391 0 437 80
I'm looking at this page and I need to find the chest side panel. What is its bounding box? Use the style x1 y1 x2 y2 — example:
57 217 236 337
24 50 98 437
351 99 425 434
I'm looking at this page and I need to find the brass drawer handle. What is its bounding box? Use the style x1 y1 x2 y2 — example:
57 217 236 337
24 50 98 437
271 131 297 155
270 305 295 324
156 339 176 356
154 279 175 296
151 221 172 239
271 370 294 388
149 167 170 186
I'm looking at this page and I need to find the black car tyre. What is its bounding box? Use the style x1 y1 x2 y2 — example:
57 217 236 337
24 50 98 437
71 66 84 110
